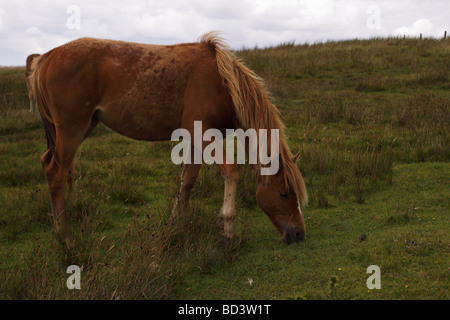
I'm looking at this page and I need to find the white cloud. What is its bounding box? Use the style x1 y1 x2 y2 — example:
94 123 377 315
394 18 442 38
25 26 42 36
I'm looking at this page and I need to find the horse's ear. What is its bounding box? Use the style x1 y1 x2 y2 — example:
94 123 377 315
292 152 300 163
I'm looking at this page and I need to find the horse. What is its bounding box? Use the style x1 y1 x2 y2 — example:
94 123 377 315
29 32 308 250
25 53 41 112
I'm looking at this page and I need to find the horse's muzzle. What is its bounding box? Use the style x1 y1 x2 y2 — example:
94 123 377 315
282 226 305 245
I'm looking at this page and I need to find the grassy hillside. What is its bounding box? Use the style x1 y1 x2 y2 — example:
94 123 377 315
0 37 448 299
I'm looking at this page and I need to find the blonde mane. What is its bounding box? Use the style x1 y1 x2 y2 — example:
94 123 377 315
200 32 307 205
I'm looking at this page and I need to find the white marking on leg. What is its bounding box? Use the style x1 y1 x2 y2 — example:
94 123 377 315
220 176 237 239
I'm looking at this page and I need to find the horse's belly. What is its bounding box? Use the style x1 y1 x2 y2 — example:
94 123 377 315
96 101 183 141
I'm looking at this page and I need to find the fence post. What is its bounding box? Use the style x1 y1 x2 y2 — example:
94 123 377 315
420 33 422 40
444 31 447 40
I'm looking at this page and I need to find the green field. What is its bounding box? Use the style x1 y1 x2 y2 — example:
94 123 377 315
0 37 448 299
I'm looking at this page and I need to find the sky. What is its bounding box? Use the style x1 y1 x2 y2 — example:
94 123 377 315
0 0 448 65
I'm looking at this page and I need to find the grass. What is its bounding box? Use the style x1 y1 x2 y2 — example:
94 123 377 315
0 37 449 300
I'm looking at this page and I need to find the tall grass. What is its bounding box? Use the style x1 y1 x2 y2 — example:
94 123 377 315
1 167 241 299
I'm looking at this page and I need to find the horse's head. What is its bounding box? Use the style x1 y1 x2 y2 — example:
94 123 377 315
256 153 306 244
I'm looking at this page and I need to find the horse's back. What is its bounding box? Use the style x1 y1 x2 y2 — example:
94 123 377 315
36 38 230 141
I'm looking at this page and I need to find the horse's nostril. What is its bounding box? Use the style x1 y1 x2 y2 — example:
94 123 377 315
284 233 292 245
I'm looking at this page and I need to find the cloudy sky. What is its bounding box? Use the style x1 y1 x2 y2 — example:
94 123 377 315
0 0 448 65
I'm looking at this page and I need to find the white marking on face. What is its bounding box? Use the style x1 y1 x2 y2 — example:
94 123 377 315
297 197 303 216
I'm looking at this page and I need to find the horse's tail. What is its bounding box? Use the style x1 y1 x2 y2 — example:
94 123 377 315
30 54 56 152
30 54 75 193
25 54 41 112
200 32 307 205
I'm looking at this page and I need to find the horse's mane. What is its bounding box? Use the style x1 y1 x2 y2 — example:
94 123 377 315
200 32 307 205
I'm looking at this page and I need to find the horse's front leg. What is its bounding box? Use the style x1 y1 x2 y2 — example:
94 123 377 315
217 162 239 248
173 163 202 214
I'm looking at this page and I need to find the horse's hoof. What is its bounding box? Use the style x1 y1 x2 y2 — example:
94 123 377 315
55 232 75 251
219 233 232 249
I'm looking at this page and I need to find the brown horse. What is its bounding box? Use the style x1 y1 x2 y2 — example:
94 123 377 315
29 32 307 249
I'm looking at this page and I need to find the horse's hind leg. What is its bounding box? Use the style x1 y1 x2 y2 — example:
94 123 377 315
43 130 84 249
40 149 52 171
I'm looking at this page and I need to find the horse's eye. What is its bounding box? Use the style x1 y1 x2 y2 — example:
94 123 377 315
279 192 288 198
